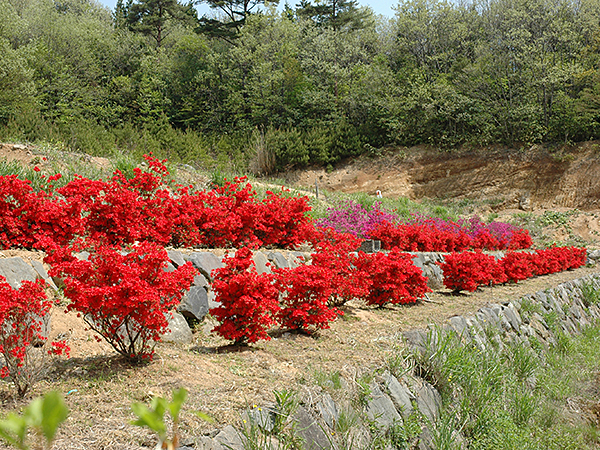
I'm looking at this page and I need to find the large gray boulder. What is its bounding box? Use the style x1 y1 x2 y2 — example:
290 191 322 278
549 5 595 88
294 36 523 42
167 250 187 268
185 253 223 281
414 381 442 423
316 393 339 429
292 406 334 450
178 285 209 322
267 252 289 269
365 384 403 429
410 253 444 290
214 425 244 450
161 312 193 344
0 257 38 288
383 372 415 418
253 251 271 274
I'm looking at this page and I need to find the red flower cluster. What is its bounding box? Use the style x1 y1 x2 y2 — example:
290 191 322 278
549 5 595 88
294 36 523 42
439 246 587 292
369 220 532 252
47 241 196 360
0 276 68 396
355 248 431 306
173 178 314 249
0 175 83 248
529 246 587 275
0 155 314 251
211 248 281 344
439 252 503 292
212 231 430 342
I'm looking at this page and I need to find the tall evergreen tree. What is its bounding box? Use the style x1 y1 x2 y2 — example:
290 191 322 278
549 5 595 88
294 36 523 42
196 0 279 41
126 0 196 47
295 0 368 30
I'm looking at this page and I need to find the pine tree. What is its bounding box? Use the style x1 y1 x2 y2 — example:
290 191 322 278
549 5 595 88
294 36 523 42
196 0 279 41
126 0 196 47
295 0 368 31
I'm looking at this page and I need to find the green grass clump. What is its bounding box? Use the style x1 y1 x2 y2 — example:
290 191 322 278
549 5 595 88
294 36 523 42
408 317 600 449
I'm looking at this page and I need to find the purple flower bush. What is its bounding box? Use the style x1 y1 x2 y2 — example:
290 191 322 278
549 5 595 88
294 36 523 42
316 200 398 238
317 201 526 250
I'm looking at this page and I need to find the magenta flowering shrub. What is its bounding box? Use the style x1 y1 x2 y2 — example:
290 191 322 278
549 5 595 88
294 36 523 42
316 200 398 238
318 202 532 251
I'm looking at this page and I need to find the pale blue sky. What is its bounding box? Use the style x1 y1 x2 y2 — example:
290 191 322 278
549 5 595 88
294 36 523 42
97 0 396 19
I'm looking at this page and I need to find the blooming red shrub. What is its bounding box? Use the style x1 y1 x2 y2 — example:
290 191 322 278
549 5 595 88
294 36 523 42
440 246 586 293
529 249 562 275
529 246 587 275
309 228 371 306
355 248 431 306
0 175 83 249
471 230 501 252
274 264 343 333
48 241 196 361
255 190 315 248
0 276 68 397
439 251 500 292
0 156 315 252
56 155 175 246
0 175 32 248
369 221 411 250
566 246 587 269
177 179 314 249
508 229 533 250
271 228 367 333
502 252 534 283
211 248 281 344
369 218 532 253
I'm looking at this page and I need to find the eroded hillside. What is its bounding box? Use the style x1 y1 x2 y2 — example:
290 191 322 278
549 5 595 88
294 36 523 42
286 143 600 211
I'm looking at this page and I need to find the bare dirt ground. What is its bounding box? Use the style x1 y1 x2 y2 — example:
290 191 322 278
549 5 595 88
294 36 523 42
0 142 600 449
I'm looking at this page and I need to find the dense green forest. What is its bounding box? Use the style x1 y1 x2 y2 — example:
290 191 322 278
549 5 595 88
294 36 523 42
1 0 600 172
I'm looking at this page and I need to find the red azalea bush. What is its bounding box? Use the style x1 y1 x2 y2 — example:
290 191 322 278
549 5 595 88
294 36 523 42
56 155 177 246
439 251 500 292
529 246 587 275
211 247 281 344
439 246 586 293
501 251 534 283
0 276 69 397
355 248 431 306
508 229 534 250
47 241 196 361
272 229 367 333
180 179 314 249
274 264 343 333
308 228 371 306
369 221 475 252
212 229 433 337
0 175 83 249
0 156 315 251
369 218 532 253
254 190 315 248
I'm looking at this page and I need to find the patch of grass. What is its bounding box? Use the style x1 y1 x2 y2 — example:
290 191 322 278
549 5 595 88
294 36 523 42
519 296 542 317
314 369 344 391
355 373 374 407
536 210 575 228
581 281 600 307
406 314 600 450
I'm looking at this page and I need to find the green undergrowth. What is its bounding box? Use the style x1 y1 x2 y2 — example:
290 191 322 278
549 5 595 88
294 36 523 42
510 210 589 248
411 323 600 450
234 310 600 450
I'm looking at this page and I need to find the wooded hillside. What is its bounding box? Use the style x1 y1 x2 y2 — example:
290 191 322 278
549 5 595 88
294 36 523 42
2 0 600 171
